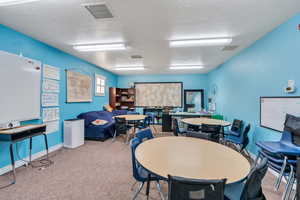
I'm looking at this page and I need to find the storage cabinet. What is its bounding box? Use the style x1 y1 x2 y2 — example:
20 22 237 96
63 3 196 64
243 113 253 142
109 87 135 110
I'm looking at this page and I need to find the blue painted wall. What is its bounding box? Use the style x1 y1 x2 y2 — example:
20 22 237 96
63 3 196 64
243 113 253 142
208 13 300 154
0 24 117 168
117 74 209 109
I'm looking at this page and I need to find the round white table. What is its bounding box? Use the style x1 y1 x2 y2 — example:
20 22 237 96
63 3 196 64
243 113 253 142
114 114 147 121
135 136 250 183
181 117 231 127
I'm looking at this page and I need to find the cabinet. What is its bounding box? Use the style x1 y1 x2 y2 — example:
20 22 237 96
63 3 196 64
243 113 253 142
109 87 135 110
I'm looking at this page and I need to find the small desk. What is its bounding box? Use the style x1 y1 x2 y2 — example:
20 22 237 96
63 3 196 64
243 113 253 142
0 124 48 185
135 137 251 197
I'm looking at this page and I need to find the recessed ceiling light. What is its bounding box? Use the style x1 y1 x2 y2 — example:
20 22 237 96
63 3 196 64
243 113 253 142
114 67 145 71
169 65 204 70
0 0 39 6
73 43 126 52
169 38 232 47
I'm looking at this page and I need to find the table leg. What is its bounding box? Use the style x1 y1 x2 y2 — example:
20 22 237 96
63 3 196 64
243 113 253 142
146 173 151 200
43 134 49 160
29 137 32 163
9 143 16 184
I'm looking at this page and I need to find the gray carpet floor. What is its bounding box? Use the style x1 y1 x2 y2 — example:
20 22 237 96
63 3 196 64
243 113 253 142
0 127 288 200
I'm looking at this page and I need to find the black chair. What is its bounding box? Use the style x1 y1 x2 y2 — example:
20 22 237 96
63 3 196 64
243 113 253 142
173 118 186 136
112 117 132 142
168 175 227 200
187 124 221 143
224 158 268 200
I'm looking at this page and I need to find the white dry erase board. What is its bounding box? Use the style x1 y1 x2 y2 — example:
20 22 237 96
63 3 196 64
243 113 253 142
260 97 300 132
0 50 41 124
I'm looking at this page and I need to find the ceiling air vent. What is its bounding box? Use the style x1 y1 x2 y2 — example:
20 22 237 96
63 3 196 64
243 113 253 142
85 4 113 19
131 55 143 59
222 45 239 51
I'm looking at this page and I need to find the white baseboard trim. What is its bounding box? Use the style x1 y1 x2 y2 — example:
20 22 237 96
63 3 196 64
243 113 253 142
0 143 63 176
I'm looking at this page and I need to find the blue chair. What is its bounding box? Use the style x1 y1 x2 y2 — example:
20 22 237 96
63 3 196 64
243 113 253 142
225 119 243 137
224 158 268 200
256 131 300 191
130 137 164 200
225 124 251 155
136 128 154 141
172 118 186 136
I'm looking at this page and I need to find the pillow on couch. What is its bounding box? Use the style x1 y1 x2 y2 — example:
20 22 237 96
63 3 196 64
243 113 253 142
91 119 108 126
103 104 113 112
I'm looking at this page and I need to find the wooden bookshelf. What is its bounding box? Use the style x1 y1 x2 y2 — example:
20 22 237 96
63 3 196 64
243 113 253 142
109 87 135 110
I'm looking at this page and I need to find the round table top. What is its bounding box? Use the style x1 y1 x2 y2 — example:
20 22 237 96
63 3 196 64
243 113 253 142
135 136 250 184
114 114 147 121
181 117 231 127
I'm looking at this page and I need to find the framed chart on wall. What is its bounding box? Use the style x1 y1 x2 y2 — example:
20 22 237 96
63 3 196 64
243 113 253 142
66 70 92 103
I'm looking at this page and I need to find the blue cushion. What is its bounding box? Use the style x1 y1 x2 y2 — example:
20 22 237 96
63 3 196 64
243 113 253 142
224 181 244 200
78 111 114 126
226 130 241 137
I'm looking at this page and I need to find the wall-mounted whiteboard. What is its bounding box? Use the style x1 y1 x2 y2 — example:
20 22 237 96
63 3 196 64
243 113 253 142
0 51 41 124
135 82 182 107
260 97 300 132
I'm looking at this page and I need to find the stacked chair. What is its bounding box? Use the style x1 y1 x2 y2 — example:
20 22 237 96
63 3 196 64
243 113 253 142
130 129 165 200
256 114 300 200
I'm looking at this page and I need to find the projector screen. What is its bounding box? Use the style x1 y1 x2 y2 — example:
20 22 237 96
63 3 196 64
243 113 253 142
135 82 182 107
0 51 41 124
260 97 300 132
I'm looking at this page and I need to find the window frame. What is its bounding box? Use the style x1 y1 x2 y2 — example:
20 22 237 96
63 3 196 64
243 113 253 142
95 74 106 96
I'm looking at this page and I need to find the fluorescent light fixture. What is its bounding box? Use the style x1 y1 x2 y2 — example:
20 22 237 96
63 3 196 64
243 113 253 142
114 67 145 71
0 0 39 6
169 38 232 47
170 65 204 70
73 43 126 52
115 64 144 68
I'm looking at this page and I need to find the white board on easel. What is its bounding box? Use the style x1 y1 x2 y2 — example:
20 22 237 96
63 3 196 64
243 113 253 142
260 97 300 132
0 50 41 124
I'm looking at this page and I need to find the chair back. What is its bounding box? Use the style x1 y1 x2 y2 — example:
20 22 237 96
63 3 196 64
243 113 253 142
241 124 251 151
230 119 243 135
168 175 226 200
201 124 221 142
284 114 300 146
136 128 154 141
173 118 180 136
115 117 127 135
130 137 143 181
240 158 268 200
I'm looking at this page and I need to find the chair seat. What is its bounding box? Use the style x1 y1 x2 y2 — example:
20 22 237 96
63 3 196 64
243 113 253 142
224 181 244 200
225 135 243 144
260 150 297 165
225 130 241 137
256 141 300 156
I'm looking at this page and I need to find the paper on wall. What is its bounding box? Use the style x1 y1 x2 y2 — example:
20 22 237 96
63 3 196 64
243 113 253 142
42 93 59 107
43 107 60 122
46 120 59 134
43 79 59 93
43 65 60 80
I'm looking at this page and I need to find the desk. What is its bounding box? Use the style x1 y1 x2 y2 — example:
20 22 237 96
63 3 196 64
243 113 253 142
169 112 212 117
181 117 231 127
135 137 250 197
114 114 147 121
0 124 48 185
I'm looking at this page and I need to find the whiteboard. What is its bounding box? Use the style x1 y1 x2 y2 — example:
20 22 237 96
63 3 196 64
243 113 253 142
260 97 300 132
135 82 182 107
0 51 41 124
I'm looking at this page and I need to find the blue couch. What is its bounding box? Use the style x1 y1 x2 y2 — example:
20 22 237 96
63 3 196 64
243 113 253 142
77 110 133 141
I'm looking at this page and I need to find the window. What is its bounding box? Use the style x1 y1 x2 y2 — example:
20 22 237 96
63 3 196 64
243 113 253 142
95 74 106 96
